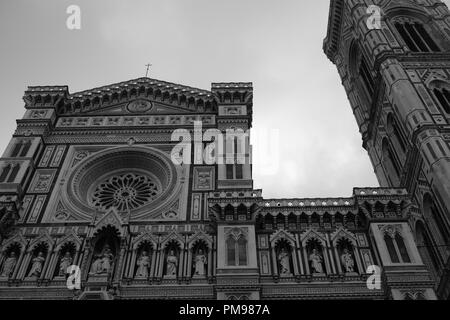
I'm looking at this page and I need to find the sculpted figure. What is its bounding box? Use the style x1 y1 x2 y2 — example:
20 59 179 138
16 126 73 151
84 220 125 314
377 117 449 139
1 252 17 277
59 252 73 276
341 249 355 273
278 248 291 275
90 254 103 274
100 245 114 274
136 251 151 278
166 250 178 276
193 249 207 276
28 252 45 277
309 249 324 274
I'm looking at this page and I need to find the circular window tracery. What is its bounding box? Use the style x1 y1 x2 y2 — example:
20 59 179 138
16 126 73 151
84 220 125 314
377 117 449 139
92 173 160 211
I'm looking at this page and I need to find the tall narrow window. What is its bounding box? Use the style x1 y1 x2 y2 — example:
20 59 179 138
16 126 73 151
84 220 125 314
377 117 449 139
226 237 236 266
19 141 31 157
424 194 450 245
395 234 411 263
11 143 22 158
395 22 440 53
0 164 11 182
384 234 400 263
226 233 248 267
238 236 247 266
7 164 20 183
359 56 374 98
433 88 450 114
382 139 401 186
226 164 234 180
235 164 243 179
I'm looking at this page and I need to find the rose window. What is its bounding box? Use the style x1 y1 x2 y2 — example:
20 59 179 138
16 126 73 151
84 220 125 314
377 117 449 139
92 173 159 211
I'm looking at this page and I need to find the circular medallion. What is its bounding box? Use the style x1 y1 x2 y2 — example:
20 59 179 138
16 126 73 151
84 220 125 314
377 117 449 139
127 99 152 113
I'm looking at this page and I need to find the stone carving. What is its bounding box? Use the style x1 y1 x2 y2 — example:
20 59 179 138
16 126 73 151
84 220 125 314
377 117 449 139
28 252 46 277
31 110 47 119
278 248 291 275
34 174 52 192
340 249 355 273
165 250 178 276
127 100 152 113
59 252 73 276
136 251 151 278
193 249 207 276
193 167 214 191
0 252 17 278
90 245 114 275
309 249 324 274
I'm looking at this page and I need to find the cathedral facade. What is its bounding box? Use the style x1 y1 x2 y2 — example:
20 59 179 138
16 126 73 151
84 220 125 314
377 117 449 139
0 0 448 300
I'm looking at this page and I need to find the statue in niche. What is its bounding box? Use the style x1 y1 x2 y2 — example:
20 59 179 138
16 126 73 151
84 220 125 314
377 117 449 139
278 248 291 275
90 255 103 274
193 249 207 276
100 245 114 274
28 252 46 277
309 249 324 274
59 252 73 276
1 251 17 277
165 250 178 276
340 248 355 273
90 244 114 275
136 251 151 278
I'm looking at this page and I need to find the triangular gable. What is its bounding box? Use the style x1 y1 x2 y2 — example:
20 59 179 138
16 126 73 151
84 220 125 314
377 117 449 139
132 232 158 250
300 228 327 246
1 232 27 251
330 228 357 246
187 231 213 249
269 229 296 246
29 231 54 250
160 231 184 248
59 77 217 116
93 207 125 236
55 230 82 251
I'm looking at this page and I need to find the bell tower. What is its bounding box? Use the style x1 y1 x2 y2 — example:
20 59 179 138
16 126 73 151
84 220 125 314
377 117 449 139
324 0 450 298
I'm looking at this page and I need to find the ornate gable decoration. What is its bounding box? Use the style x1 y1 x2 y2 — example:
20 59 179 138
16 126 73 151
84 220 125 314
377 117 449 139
93 208 125 236
132 232 159 249
55 231 82 251
1 232 27 251
330 228 357 246
187 230 213 249
160 231 184 248
300 229 327 246
269 229 296 246
58 77 217 115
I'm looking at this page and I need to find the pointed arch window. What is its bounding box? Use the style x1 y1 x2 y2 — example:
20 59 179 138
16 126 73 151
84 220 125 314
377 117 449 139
0 164 11 182
226 230 248 267
7 164 20 183
10 140 32 158
384 234 400 263
433 88 450 114
394 21 440 53
224 134 246 180
382 139 401 186
395 234 411 263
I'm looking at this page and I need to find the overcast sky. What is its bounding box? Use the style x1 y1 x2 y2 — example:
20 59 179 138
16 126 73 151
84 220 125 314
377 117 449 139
5 0 441 199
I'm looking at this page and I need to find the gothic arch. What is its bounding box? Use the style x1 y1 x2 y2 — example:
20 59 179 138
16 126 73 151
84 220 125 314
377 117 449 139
160 231 184 249
269 229 296 247
300 229 326 247
330 228 357 247
187 231 213 250
422 193 449 245
132 232 158 250
55 232 82 252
